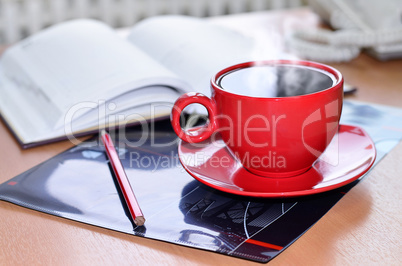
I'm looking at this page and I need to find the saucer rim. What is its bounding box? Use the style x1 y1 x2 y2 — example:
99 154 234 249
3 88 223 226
178 124 376 198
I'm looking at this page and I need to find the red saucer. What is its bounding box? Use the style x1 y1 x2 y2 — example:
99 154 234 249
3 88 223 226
178 125 376 198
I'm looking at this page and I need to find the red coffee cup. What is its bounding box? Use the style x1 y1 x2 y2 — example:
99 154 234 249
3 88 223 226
171 60 343 178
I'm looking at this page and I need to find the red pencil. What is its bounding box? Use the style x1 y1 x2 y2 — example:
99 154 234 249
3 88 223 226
100 129 145 226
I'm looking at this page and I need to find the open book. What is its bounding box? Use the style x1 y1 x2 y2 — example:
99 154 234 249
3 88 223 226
0 15 260 148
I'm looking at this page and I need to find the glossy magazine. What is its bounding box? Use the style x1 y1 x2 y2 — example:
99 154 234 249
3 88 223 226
0 100 401 262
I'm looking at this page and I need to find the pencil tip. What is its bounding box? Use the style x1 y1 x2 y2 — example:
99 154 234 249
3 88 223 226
134 216 145 226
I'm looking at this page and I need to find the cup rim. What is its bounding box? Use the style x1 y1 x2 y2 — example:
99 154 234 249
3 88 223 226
211 60 344 100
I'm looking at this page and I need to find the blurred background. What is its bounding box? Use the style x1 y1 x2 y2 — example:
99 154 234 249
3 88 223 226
0 0 306 44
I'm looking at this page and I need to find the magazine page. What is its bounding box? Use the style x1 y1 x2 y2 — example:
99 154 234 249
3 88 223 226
127 15 255 95
0 19 187 144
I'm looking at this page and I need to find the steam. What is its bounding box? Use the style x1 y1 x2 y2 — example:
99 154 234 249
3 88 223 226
217 11 336 98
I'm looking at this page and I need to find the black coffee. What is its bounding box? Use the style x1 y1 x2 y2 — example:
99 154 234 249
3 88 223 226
218 64 336 97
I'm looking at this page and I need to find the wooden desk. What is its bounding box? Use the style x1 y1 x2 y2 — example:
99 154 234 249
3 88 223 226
0 8 401 265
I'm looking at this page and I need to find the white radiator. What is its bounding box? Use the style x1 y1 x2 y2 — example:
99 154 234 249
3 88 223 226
0 0 304 44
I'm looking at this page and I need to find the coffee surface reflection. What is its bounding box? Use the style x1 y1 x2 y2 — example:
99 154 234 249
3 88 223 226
218 64 336 98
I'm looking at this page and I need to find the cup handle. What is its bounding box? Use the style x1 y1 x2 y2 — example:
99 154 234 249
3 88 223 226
171 92 217 143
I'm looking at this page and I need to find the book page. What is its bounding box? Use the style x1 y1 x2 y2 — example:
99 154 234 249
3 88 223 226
127 16 255 95
0 19 188 143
